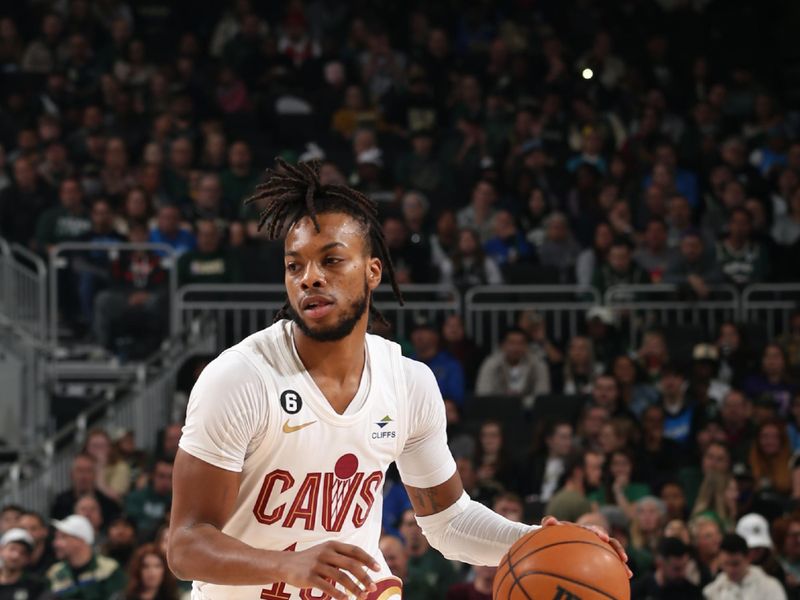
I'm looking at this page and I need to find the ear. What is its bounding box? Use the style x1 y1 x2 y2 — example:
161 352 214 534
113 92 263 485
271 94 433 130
367 257 382 290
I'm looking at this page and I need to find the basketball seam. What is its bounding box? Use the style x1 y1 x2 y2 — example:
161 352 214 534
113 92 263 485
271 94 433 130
514 570 621 600
506 545 533 600
512 539 620 565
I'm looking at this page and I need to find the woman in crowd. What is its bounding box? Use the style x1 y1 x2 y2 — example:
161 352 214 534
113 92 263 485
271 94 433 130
82 427 132 501
473 420 515 491
589 449 652 519
749 418 793 496
124 544 180 600
691 471 739 532
611 354 659 417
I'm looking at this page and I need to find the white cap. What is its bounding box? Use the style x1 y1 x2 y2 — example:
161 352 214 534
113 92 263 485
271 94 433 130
736 513 772 549
586 306 614 325
356 147 383 167
52 515 94 546
0 528 33 549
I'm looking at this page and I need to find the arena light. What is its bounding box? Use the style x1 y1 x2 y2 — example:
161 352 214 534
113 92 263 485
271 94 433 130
582 68 594 80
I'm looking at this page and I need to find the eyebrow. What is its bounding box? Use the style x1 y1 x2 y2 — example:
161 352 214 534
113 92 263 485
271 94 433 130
285 241 346 257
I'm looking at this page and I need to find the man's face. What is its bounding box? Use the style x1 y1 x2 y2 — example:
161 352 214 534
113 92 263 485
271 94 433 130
548 425 573 457
728 211 750 240
0 543 30 571
680 236 703 262
410 328 438 359
784 522 800 560
71 457 95 492
721 392 750 428
661 554 689 582
720 551 748 583
18 515 46 544
60 180 82 210
493 498 523 522
593 377 618 409
584 453 604 488
152 462 174 496
502 333 528 364
668 197 691 226
608 245 630 273
91 202 113 232
196 177 221 209
52 531 83 561
645 221 667 249
660 372 684 397
661 484 685 516
158 207 180 235
75 496 102 530
694 523 722 557
108 521 136 546
379 537 408 579
398 511 427 556
196 222 220 253
284 213 380 343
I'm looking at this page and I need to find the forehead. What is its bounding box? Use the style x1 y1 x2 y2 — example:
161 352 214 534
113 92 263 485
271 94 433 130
285 212 368 254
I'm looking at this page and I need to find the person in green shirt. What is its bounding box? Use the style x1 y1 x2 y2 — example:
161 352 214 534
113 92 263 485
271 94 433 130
47 514 126 599
545 450 605 522
398 509 460 598
588 449 651 519
223 141 260 217
124 458 173 543
34 177 91 254
379 534 439 600
177 220 242 285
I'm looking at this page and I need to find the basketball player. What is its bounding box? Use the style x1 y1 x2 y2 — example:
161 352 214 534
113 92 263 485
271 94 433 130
167 159 629 600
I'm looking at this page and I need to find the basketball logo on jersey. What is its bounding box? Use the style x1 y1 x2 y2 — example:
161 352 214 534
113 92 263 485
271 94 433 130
252 453 383 532
280 390 302 414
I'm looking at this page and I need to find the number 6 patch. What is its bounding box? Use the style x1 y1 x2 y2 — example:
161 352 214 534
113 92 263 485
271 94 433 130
280 390 302 414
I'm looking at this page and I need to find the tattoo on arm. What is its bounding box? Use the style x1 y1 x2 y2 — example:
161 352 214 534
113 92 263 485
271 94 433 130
412 487 442 514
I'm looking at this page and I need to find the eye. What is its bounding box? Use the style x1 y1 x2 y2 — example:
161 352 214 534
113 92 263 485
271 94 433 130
285 262 299 272
324 257 342 265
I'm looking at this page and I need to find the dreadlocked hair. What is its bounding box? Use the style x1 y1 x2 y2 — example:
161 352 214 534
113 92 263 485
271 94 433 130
244 157 403 326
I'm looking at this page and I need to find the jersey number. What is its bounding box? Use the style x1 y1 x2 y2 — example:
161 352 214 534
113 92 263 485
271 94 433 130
260 543 333 600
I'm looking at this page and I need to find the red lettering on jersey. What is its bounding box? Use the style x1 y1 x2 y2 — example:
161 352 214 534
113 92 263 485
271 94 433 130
321 472 364 532
260 543 297 600
352 471 383 528
254 470 294 525
299 584 332 600
283 472 322 530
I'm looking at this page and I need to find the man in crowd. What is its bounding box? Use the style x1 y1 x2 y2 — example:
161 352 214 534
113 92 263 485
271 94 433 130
0 528 50 598
703 533 786 599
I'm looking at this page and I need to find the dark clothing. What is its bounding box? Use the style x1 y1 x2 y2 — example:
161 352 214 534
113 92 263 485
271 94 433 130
446 582 492 600
631 574 703 600
51 489 120 527
0 183 56 246
0 573 50 600
46 554 125 599
177 249 242 285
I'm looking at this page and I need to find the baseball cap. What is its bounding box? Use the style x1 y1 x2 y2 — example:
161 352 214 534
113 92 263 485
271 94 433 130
736 513 772 549
52 515 94 546
692 343 719 362
0 528 33 550
586 306 613 326
356 147 383 168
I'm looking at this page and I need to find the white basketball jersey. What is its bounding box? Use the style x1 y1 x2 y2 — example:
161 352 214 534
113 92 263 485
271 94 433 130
190 321 410 600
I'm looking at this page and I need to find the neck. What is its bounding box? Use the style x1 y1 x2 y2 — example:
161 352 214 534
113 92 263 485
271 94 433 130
565 477 584 494
0 567 21 584
68 548 93 569
292 320 367 385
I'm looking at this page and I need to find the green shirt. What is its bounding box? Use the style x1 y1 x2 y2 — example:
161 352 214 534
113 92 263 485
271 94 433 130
588 482 652 506
408 549 460 599
35 206 91 250
124 486 171 541
46 554 125 599
220 169 260 217
178 249 242 285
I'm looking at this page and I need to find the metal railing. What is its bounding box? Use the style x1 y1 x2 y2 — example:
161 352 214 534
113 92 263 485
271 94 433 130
175 283 461 350
741 284 800 340
0 237 48 340
0 325 216 514
605 284 741 348
464 285 601 348
48 242 178 347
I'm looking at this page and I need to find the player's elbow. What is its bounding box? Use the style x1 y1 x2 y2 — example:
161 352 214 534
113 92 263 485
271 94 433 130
166 527 194 580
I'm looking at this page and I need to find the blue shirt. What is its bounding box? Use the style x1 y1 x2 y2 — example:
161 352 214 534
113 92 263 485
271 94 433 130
149 228 196 256
484 234 536 266
416 350 465 406
642 168 700 207
663 402 695 445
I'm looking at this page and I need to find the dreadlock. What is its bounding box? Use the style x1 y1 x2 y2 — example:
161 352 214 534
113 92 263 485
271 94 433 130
244 157 403 326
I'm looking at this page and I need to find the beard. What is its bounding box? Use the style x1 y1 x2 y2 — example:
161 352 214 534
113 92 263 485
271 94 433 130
288 280 369 342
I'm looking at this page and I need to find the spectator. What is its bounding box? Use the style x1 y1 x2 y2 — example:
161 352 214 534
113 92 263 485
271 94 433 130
776 311 800 378
748 420 792 497
81 428 131 501
34 177 91 254
93 224 168 354
659 364 700 447
538 212 581 281
592 238 650 295
590 449 652 519
177 220 242 285
440 314 483 389
771 188 800 246
123 544 179 600
473 420 514 489
491 492 525 523
148 204 196 257
51 454 120 526
378 534 438 600
716 322 752 387
0 528 49 599
440 228 503 290
74 494 105 549
47 515 126 599
18 511 56 577
103 516 137 572
630 497 667 569
544 450 603 522
663 230 724 299
576 403 610 453
592 374 636 424
635 217 677 283
692 516 724 579
397 509 459 599
743 344 798 415
162 138 193 205
185 173 229 226
776 515 800 591
456 181 498 243
475 327 551 407
409 320 465 407
736 513 787 586
691 472 739 532
576 221 614 286
0 157 55 246
787 393 800 452
703 533 786 599
483 210 535 267
680 442 732 513
612 354 659 418
660 482 689 522
516 420 575 508
124 458 173 543
382 215 436 284
446 565 495 600
632 536 704 600
716 208 769 286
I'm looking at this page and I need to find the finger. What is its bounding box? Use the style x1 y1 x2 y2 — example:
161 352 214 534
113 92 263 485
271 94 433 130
311 577 346 600
333 543 382 572
584 525 610 543
608 538 629 563
328 556 376 593
319 566 365 599
540 515 560 527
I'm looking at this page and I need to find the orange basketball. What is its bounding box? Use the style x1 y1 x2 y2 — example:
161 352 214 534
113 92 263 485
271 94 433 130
493 524 630 600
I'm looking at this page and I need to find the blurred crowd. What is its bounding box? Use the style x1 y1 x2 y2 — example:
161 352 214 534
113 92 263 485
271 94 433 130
0 0 799 598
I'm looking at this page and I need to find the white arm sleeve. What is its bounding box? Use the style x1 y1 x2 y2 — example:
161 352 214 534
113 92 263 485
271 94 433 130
179 350 269 472
395 358 457 488
415 492 539 566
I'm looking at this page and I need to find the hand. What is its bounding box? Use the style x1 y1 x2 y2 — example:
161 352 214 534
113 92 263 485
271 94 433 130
281 541 381 600
687 274 709 299
541 516 633 578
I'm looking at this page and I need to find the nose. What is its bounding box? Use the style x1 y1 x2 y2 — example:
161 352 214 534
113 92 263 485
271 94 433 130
299 261 325 290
